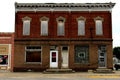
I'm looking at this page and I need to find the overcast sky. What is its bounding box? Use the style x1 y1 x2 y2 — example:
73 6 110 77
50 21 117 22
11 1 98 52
0 0 119 47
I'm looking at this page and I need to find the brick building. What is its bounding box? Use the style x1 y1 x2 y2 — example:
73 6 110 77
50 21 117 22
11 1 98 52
0 33 14 71
14 3 115 72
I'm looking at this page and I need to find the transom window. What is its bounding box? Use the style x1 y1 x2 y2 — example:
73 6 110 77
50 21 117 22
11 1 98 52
40 16 49 36
25 46 41 63
94 16 104 35
22 16 31 36
57 17 65 36
77 16 86 36
75 45 89 63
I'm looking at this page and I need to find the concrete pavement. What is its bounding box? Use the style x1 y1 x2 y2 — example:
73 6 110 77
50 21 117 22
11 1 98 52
0 70 120 79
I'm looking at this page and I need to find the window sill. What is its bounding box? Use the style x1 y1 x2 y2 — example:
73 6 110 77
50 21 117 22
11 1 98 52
57 35 65 37
96 34 103 36
78 35 85 36
41 35 48 36
23 35 30 37
0 65 8 66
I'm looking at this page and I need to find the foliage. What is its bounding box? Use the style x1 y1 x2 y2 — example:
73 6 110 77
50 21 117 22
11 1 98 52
113 47 120 59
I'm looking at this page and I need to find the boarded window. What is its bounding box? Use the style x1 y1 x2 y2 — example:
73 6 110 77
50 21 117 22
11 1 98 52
41 20 48 36
96 20 103 35
75 46 89 63
58 20 64 36
23 20 30 35
78 20 85 35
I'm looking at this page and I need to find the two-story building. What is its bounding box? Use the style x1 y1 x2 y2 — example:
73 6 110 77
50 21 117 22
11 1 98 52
14 3 115 72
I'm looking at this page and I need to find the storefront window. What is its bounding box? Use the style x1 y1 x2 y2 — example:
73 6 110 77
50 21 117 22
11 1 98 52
75 45 89 63
0 55 8 65
25 46 41 63
26 51 41 62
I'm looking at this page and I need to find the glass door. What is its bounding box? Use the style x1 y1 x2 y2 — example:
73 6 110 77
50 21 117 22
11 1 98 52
50 51 58 68
98 45 106 68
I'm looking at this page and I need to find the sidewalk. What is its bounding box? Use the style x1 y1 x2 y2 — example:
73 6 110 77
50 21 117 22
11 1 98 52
0 70 120 78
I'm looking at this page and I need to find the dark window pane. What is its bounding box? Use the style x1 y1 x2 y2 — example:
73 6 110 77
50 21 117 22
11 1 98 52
75 46 89 63
52 58 56 62
0 55 8 65
26 51 41 62
62 47 68 51
52 52 56 62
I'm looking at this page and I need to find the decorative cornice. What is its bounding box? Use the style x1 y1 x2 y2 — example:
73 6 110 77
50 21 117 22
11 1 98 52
40 16 49 21
77 16 86 21
56 16 66 22
22 16 32 21
15 2 115 12
94 16 104 21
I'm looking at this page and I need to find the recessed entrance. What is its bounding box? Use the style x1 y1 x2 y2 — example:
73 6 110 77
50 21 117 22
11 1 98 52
61 46 69 68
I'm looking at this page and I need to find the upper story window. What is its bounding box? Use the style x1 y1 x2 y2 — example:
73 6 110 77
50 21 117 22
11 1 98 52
40 16 49 36
77 16 86 36
22 16 31 36
56 16 65 36
94 16 104 35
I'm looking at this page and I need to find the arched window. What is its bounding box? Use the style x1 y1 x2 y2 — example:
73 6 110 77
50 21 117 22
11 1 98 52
94 16 104 35
77 16 86 36
40 16 49 36
22 16 32 36
56 16 65 36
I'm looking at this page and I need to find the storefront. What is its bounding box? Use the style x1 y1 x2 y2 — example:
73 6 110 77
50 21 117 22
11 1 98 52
0 45 11 70
14 3 115 72
0 33 14 71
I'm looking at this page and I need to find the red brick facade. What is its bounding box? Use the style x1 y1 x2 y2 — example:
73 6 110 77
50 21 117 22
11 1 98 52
15 11 112 39
0 33 14 71
14 3 115 72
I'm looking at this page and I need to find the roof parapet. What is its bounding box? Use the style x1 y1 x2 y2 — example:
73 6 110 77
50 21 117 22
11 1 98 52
15 2 115 12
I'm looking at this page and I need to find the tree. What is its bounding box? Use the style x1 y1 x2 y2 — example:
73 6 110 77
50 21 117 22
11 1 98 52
113 47 120 59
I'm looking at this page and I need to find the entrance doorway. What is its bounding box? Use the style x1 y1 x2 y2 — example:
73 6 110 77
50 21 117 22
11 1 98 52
98 45 106 68
61 46 69 68
50 51 58 68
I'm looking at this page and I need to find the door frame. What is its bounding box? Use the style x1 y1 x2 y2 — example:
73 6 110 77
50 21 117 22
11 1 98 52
50 50 58 68
98 46 107 68
61 46 69 68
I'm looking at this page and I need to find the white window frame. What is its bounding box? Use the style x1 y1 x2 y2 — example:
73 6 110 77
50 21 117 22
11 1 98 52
95 20 103 35
22 16 31 36
56 16 65 36
94 16 104 35
78 20 85 36
40 16 49 36
77 16 86 36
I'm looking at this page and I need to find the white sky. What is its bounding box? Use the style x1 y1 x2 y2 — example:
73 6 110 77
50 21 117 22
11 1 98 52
0 0 119 47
